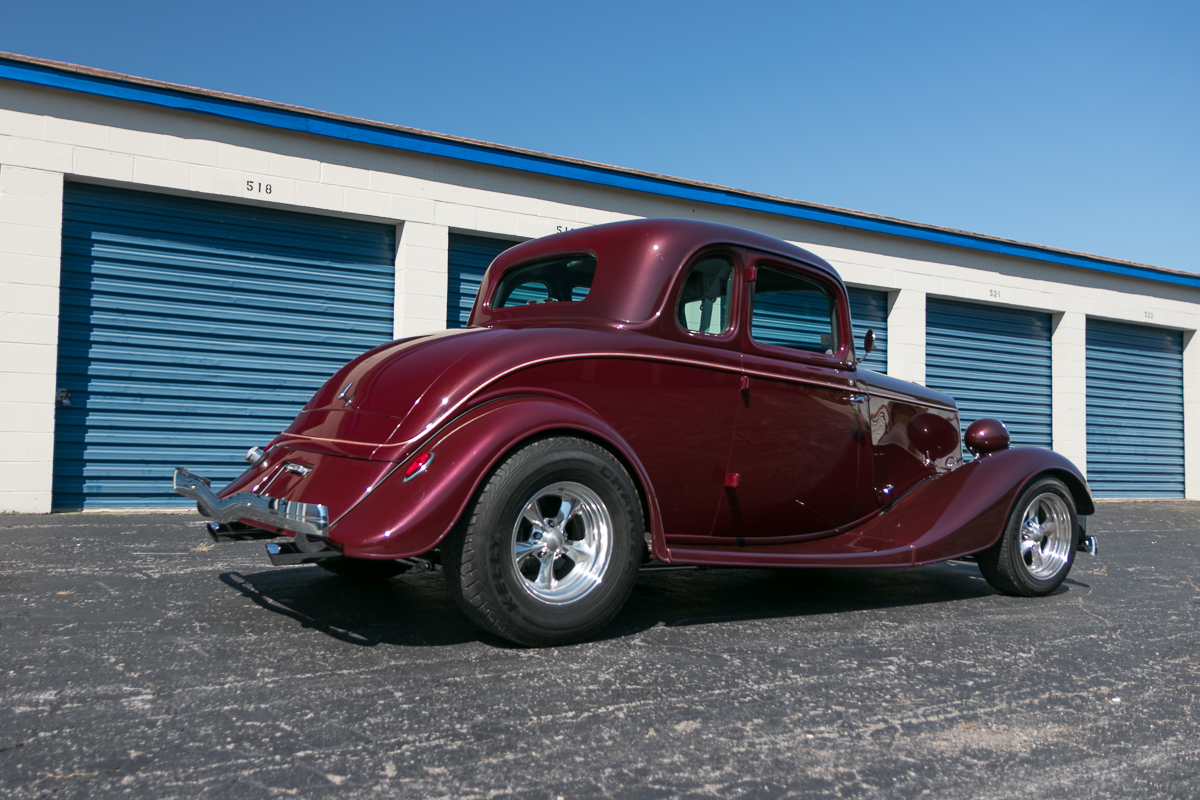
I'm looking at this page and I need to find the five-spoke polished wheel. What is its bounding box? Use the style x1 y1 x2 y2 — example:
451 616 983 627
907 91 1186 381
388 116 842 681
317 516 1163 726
442 437 643 646
511 482 613 605
1016 491 1073 580
979 475 1078 596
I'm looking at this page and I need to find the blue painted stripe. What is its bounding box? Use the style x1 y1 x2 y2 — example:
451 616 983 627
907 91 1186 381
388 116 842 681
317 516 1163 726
926 299 1053 455
53 183 396 508
1086 320 1183 498
0 55 1189 289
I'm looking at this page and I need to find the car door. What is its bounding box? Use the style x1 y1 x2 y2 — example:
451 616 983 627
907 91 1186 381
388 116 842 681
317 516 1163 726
714 257 872 539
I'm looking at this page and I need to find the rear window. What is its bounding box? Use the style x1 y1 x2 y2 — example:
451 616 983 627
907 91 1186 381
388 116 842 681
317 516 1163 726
493 255 597 309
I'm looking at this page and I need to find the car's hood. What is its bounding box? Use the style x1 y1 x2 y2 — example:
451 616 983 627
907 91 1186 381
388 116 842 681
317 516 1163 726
858 368 957 412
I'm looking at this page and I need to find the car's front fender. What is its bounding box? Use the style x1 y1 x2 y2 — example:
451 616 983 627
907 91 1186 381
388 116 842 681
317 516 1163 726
329 395 665 560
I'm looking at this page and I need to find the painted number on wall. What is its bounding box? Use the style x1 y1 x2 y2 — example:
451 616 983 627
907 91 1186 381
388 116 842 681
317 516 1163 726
1145 311 1154 319
989 289 1000 298
246 181 273 195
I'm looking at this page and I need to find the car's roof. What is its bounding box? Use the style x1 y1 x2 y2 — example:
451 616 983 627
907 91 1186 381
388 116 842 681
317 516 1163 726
471 218 841 326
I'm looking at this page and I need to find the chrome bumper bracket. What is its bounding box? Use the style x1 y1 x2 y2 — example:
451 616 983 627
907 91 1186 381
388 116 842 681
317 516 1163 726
173 467 329 540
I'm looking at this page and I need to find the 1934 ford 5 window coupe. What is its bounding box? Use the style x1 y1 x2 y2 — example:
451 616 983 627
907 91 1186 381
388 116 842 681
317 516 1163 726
175 218 1097 646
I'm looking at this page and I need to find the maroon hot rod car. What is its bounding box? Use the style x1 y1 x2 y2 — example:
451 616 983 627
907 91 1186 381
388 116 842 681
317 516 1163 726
175 218 1096 645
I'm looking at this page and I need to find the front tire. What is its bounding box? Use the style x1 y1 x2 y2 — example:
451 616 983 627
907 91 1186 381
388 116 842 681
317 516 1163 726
978 476 1077 596
443 437 644 646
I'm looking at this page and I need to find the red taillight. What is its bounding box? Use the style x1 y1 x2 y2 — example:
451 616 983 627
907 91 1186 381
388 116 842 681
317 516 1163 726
403 452 434 482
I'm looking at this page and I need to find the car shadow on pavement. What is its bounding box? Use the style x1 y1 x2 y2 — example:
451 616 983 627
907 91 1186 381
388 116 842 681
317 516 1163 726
608 561 1010 638
218 558 1048 648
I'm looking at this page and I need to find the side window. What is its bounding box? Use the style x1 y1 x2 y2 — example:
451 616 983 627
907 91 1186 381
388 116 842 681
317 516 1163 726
750 267 838 354
678 256 734 335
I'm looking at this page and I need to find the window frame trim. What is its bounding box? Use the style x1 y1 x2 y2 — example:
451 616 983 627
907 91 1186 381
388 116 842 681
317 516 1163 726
742 256 853 366
670 247 745 345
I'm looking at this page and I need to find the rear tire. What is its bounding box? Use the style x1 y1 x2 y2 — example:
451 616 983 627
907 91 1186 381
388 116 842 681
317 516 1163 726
319 557 409 582
443 437 643 646
978 476 1077 596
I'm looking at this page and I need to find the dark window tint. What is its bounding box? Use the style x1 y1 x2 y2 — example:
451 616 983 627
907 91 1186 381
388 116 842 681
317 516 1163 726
678 256 734 334
493 255 597 309
750 267 837 354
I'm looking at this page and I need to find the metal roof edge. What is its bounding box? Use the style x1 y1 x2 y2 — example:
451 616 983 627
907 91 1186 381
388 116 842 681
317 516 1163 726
1 50 1195 290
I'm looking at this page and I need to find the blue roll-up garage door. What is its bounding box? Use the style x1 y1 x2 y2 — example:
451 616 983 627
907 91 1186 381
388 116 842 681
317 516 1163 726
848 287 888 374
447 233 519 328
1086 320 1184 497
926 299 1052 449
54 184 397 508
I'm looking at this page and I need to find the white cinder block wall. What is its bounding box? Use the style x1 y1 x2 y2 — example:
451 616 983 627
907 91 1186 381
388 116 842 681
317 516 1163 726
2 84 1200 511
0 164 63 513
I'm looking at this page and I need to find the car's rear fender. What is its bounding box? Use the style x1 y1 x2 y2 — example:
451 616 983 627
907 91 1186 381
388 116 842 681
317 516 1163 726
329 395 665 560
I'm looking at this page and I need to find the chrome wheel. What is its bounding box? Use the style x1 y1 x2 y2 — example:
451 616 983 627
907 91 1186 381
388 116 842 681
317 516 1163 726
511 481 613 605
1017 491 1073 579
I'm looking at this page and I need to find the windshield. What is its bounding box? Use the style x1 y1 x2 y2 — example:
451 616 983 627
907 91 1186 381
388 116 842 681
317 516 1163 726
493 255 597 308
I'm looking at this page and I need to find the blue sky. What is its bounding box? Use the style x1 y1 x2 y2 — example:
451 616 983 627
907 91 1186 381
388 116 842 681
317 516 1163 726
2 1 1196 272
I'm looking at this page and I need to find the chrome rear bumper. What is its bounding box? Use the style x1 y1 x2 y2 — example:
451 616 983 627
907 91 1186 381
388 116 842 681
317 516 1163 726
172 467 329 540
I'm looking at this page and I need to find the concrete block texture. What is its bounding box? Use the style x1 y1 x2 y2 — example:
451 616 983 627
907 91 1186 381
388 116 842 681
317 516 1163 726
0 460 52 493
0 400 54 433
0 371 54 404
0 165 64 200
394 222 448 338
434 202 476 230
162 136 220 167
105 127 164 158
73 147 135 182
0 310 57 346
0 491 50 514
399 220 451 252
44 117 106 149
0 162 62 512
344 188 392 219
294 181 344 212
0 108 45 140
0 193 61 228
886 288 927 385
216 143 272 173
189 165 244 198
132 156 191 191
320 162 370 189
389 194 436 224
0 221 61 259
0 341 58 375
0 431 55 463
7 138 72 173
269 152 320 182
1051 311 1088 474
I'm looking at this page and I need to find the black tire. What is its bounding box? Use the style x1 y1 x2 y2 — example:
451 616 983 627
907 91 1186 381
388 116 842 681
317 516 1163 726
319 557 409 582
442 436 644 646
978 476 1078 596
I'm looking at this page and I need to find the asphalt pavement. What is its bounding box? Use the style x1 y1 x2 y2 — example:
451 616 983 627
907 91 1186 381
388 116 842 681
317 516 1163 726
1 501 1198 799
